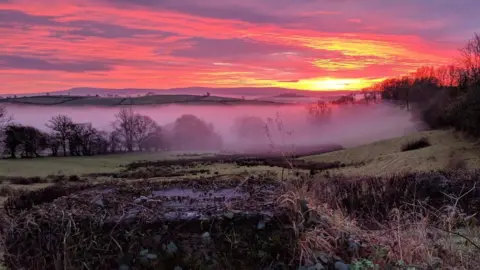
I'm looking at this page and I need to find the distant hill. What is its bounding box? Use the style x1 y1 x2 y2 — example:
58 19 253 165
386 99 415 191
272 93 308 98
0 94 285 107
1 87 356 99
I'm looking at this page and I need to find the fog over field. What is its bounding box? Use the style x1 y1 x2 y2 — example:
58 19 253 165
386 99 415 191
4 102 424 151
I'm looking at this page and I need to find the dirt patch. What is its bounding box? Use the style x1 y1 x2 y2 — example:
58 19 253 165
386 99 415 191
3 179 298 270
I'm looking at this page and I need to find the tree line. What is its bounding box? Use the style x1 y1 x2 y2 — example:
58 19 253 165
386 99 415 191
373 33 480 136
0 108 223 159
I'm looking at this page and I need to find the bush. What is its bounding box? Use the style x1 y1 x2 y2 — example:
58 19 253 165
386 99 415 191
48 174 66 183
447 90 480 136
401 138 430 152
68 175 83 182
9 176 46 185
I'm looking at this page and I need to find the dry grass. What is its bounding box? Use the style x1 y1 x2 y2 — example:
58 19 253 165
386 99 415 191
281 172 480 269
302 129 480 176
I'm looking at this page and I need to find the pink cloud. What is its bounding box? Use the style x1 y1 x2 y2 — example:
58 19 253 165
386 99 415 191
0 0 470 93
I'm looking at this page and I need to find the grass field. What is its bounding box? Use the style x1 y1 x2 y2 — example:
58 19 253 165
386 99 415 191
0 152 219 177
2 129 480 269
303 129 480 176
2 129 478 179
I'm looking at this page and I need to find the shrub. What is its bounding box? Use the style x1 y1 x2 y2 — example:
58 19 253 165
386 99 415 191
68 175 83 182
9 176 46 185
49 174 66 183
401 137 430 152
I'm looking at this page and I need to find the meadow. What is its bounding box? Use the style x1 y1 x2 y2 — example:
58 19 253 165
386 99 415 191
1 125 479 269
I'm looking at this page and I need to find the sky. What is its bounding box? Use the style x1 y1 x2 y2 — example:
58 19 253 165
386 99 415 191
0 0 478 94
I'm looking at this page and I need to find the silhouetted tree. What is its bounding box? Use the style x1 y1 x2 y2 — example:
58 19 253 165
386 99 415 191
134 115 159 151
91 131 109 155
109 130 122 153
46 115 74 156
0 105 10 130
69 123 98 156
113 108 136 152
306 101 332 125
461 33 480 87
0 105 11 153
377 33 480 137
3 124 47 158
46 133 61 156
22 126 47 158
331 94 355 105
3 124 24 158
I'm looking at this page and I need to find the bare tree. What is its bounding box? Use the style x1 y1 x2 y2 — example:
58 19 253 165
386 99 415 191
460 33 480 87
109 130 122 153
69 123 98 156
46 115 74 156
0 105 11 154
113 107 136 152
139 126 163 151
0 105 10 130
134 115 159 151
46 133 61 157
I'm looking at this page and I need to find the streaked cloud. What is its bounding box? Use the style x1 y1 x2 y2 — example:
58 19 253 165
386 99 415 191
0 0 477 93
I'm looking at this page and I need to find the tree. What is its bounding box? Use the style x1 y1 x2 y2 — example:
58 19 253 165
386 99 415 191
232 116 267 142
21 126 47 158
0 105 11 154
46 133 61 157
139 126 164 151
330 94 355 105
113 108 136 152
91 131 109 155
68 123 98 156
109 130 122 153
3 124 24 158
3 124 47 158
306 101 332 125
0 105 10 130
46 115 74 156
171 114 222 150
460 33 480 87
113 108 160 152
134 115 159 151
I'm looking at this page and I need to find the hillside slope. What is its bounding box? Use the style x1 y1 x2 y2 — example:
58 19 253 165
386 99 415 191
0 94 283 106
303 129 480 176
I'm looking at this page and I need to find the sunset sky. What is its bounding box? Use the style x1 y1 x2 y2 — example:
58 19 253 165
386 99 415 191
0 0 478 94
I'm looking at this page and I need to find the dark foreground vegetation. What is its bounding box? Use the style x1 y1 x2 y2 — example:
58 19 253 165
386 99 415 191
400 137 431 152
2 169 479 269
